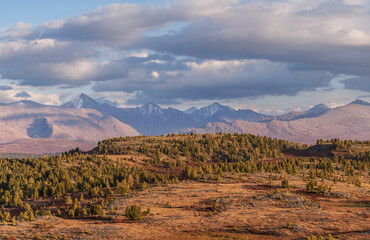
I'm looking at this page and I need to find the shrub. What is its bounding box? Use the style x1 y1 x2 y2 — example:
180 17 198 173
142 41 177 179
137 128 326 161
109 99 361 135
125 205 142 221
282 179 290 189
65 196 73 205
306 180 317 192
90 204 103 215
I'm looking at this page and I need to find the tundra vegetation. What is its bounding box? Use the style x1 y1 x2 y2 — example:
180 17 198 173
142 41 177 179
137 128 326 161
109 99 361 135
0 133 369 239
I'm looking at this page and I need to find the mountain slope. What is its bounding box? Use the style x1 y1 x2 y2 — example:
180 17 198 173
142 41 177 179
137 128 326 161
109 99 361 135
118 103 198 135
0 139 96 154
256 104 330 122
349 99 370 106
187 104 370 144
62 95 199 135
0 101 139 144
190 102 264 125
62 93 103 109
183 107 198 114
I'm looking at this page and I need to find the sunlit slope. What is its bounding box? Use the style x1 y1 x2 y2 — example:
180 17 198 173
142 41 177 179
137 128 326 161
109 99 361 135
189 104 370 143
0 101 139 144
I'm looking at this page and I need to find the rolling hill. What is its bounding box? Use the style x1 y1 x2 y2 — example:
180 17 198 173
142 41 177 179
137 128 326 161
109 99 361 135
0 100 139 144
187 103 370 144
0 138 96 154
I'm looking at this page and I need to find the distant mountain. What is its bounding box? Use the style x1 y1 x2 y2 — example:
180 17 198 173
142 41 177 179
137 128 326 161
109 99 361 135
187 104 370 144
349 99 370 106
0 100 139 144
62 93 102 109
62 96 198 135
306 104 330 114
190 102 264 125
60 94 370 141
118 103 198 135
0 94 368 147
191 102 236 123
62 98 267 135
183 107 198 114
256 104 330 122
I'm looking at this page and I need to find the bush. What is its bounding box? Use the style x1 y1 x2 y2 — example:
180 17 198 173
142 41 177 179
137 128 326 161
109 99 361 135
65 196 73 205
90 204 103 215
125 205 142 221
306 180 317 192
282 179 290 189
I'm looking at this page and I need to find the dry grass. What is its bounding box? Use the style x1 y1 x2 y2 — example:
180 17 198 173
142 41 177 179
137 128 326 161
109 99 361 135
1 172 369 240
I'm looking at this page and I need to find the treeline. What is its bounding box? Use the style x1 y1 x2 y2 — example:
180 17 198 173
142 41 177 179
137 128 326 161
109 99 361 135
317 138 370 147
316 138 370 161
97 133 308 162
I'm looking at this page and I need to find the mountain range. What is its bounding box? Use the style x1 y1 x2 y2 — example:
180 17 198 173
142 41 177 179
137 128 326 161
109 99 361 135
61 94 334 135
59 94 370 143
0 93 369 153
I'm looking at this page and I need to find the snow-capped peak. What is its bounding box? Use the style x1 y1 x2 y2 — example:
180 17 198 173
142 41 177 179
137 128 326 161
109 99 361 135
62 93 100 109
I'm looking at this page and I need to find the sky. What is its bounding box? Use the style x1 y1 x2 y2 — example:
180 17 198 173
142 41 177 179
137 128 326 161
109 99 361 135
0 0 370 114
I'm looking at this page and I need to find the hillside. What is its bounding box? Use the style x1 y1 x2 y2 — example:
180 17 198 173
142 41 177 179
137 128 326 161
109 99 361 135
0 133 368 239
0 138 96 154
188 104 370 144
0 101 139 144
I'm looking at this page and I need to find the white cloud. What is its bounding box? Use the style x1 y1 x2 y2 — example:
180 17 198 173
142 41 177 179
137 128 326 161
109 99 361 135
3 22 34 38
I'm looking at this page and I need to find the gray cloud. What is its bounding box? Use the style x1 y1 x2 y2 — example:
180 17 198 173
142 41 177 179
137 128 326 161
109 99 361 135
0 39 129 87
15 91 31 98
126 94 180 105
39 3 191 46
342 77 370 92
0 85 12 90
96 97 120 107
94 59 331 104
37 1 237 46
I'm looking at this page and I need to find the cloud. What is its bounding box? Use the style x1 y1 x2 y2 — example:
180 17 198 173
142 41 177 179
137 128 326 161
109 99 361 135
342 77 370 92
39 3 187 46
0 39 129 87
0 85 12 90
357 94 370 98
14 91 31 98
94 59 331 104
0 87 61 105
37 1 239 46
0 22 35 39
0 0 369 104
96 97 120 107
144 1 370 75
